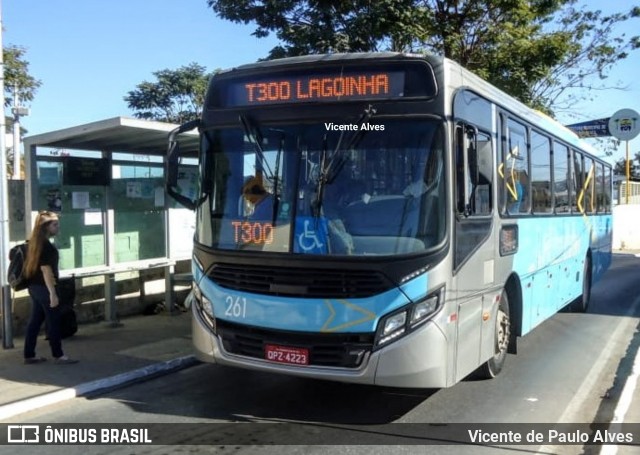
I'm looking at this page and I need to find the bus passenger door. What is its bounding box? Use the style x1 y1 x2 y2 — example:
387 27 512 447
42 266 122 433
452 123 496 381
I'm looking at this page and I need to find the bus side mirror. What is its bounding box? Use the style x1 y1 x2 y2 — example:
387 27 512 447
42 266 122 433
466 127 493 185
465 126 479 186
477 138 493 184
166 119 200 210
167 139 180 187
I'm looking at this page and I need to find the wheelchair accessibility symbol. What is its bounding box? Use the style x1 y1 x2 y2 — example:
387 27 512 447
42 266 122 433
298 219 324 252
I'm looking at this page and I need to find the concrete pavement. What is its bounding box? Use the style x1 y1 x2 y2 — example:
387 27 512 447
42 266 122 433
0 254 638 452
0 311 197 420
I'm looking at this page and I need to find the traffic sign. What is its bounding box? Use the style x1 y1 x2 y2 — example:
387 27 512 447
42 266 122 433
608 109 640 141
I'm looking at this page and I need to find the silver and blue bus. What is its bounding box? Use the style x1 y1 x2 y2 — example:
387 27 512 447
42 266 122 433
166 53 612 388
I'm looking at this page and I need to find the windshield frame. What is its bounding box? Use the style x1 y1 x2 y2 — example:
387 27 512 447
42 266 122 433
196 115 448 259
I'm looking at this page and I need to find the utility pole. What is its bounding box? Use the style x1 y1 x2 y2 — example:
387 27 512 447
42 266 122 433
0 0 14 348
11 85 28 180
609 110 640 205
626 141 630 205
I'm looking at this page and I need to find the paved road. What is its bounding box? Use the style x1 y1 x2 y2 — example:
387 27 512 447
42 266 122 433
3 253 640 455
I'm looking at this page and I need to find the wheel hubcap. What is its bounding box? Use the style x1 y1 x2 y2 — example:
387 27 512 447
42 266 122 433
496 309 510 353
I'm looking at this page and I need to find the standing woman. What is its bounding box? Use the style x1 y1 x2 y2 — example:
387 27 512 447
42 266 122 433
22 211 78 365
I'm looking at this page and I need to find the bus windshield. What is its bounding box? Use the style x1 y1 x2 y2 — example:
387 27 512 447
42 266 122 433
200 118 445 256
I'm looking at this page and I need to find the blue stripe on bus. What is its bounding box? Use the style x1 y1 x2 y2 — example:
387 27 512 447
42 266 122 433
510 214 612 333
193 269 430 333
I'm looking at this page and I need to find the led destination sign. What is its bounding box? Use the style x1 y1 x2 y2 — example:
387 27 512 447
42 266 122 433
226 71 406 106
232 221 274 245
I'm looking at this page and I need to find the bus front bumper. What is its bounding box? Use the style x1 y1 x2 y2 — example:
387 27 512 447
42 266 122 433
192 305 450 388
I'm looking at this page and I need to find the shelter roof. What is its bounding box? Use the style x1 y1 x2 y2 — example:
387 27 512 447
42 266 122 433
23 116 199 155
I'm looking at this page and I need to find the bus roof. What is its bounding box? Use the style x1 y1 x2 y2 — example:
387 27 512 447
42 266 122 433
217 52 422 75
440 58 602 159
217 52 603 162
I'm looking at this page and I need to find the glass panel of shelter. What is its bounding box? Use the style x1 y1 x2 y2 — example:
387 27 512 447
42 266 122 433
35 156 107 269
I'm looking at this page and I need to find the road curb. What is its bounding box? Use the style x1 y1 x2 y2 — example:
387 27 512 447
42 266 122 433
0 355 199 421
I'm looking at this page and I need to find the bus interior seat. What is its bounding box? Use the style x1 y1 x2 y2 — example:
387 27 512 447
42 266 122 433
351 236 425 254
343 195 420 237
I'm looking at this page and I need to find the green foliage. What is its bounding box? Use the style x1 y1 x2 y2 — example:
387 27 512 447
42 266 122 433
614 152 640 178
536 3 640 114
3 45 41 108
208 0 419 58
124 63 215 124
207 0 640 115
3 45 40 177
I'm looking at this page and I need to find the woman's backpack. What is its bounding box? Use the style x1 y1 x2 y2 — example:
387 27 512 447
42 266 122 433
8 243 29 291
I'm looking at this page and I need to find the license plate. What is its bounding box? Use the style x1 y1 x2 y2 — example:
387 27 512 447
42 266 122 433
264 344 309 366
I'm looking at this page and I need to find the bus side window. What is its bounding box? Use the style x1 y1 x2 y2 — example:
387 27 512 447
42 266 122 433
502 119 529 215
475 133 493 215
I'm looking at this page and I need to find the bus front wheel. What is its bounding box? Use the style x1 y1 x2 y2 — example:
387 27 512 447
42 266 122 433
476 289 511 379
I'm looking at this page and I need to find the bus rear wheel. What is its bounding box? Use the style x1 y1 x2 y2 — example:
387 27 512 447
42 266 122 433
476 290 511 379
571 257 591 313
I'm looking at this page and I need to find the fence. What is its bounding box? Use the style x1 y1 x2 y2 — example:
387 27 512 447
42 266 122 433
615 181 640 205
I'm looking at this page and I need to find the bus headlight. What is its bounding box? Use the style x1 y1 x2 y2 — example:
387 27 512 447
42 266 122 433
410 294 439 327
379 312 407 345
194 284 216 332
375 288 443 348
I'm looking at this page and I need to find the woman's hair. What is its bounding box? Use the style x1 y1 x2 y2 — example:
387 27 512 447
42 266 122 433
24 211 59 279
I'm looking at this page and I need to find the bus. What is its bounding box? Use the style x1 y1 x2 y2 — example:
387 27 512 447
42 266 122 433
166 52 612 388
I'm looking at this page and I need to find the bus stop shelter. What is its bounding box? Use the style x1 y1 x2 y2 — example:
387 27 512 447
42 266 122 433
2 116 198 348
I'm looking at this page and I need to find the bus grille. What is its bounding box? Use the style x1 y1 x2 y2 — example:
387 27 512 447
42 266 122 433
217 320 374 368
209 263 394 298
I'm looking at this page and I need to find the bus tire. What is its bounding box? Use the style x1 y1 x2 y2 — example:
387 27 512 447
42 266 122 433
475 289 511 379
571 257 592 313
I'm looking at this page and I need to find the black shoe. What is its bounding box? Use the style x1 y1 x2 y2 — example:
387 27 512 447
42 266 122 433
24 356 47 364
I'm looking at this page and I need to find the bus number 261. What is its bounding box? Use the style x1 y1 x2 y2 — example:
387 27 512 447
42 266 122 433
225 296 247 318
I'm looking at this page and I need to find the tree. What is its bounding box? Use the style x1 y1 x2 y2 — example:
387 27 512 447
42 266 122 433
613 152 640 178
532 4 640 114
207 1 640 115
124 63 215 124
207 0 422 58
3 45 41 177
3 45 41 108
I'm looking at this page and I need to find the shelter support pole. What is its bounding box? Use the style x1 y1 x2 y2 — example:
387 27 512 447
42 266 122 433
104 273 121 327
2 287 12 349
163 174 178 315
165 264 178 315
102 151 120 327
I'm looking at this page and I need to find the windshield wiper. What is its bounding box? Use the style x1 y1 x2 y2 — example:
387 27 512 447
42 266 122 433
239 114 274 180
312 134 330 218
327 105 376 184
312 105 377 217
269 128 285 224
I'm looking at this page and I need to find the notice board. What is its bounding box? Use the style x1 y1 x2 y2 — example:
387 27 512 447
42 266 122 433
63 157 111 186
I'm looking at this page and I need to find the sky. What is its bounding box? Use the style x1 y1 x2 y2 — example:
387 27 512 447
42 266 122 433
3 0 640 165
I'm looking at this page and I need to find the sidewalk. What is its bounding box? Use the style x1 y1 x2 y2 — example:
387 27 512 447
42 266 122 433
0 311 197 421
